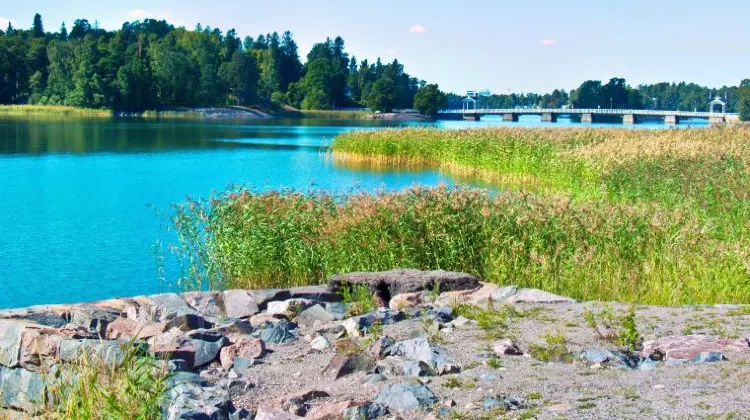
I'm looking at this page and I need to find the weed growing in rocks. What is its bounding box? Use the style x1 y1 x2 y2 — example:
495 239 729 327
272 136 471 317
487 357 504 369
45 341 170 419
529 331 572 363
584 304 641 351
339 284 376 317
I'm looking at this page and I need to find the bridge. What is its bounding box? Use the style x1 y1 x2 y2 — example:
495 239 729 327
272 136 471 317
438 108 738 125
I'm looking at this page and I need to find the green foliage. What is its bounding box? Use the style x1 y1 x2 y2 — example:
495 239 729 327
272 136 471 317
739 79 750 121
46 341 170 419
366 77 397 112
338 284 376 317
413 83 447 117
487 357 504 369
529 331 571 363
584 304 641 352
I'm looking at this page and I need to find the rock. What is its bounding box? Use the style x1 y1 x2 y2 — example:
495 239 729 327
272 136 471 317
310 336 331 351
267 299 315 316
506 289 576 304
105 318 169 340
0 367 46 414
638 358 658 371
430 307 453 324
223 377 254 395
323 354 376 379
329 270 481 297
365 374 388 386
182 291 225 319
450 316 472 328
165 382 233 420
142 294 212 331
389 292 425 311
255 407 304 420
479 373 499 381
401 360 433 377
483 396 523 412
386 338 456 375
223 290 262 319
255 320 298 345
0 321 34 368
248 289 293 310
641 335 749 361
288 285 342 302
311 323 345 335
369 336 396 359
579 349 638 369
220 338 265 369
306 399 356 420
59 339 126 366
374 309 405 325
250 314 286 328
0 306 70 328
294 305 336 327
325 303 348 321
149 329 196 369
68 305 122 335
492 339 523 356
342 314 376 338
434 282 498 308
166 371 210 388
343 403 389 420
281 390 330 416
695 351 724 363
191 332 228 368
374 383 438 412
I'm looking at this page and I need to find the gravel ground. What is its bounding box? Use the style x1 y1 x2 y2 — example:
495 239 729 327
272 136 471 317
230 301 750 419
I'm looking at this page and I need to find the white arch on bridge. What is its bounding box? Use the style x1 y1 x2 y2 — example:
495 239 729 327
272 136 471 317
709 96 726 114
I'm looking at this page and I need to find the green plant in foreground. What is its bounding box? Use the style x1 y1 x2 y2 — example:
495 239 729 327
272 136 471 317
338 284 377 317
529 331 571 363
46 340 170 419
584 304 641 351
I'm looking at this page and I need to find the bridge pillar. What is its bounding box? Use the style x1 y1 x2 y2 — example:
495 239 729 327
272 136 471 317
664 115 679 125
709 116 726 126
541 113 558 123
581 113 594 123
623 114 637 124
502 113 518 122
463 113 481 121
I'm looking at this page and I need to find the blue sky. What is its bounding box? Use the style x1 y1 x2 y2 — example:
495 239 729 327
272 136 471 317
2 1 748 93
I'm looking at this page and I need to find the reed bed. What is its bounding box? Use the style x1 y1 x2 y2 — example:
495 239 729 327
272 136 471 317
169 126 750 305
300 110 374 120
0 105 112 117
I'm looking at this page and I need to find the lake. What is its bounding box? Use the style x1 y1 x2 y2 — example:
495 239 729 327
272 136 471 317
0 115 708 309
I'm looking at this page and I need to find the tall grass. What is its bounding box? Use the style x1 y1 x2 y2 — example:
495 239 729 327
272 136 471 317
0 105 112 118
168 126 750 306
170 185 750 305
45 341 170 419
300 110 373 120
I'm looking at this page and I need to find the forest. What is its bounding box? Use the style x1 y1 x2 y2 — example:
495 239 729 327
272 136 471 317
0 14 431 112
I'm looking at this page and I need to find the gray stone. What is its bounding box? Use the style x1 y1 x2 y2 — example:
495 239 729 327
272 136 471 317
343 402 389 420
401 360 433 377
579 349 638 369
68 305 122 335
288 285 342 302
694 351 724 363
182 291 225 319
255 320 297 345
329 269 480 297
59 339 126 366
638 358 658 371
191 333 228 368
492 339 523 356
0 321 29 368
165 382 233 420
310 335 331 351
294 305 335 326
267 299 314 316
166 372 210 388
483 396 523 412
386 338 456 375
342 314 376 338
255 407 303 420
0 306 69 328
369 336 396 359
248 289 292 310
325 302 348 321
374 382 438 412
489 286 519 304
0 367 46 414
430 307 453 324
231 357 255 372
480 373 499 381
223 290 261 319
374 308 405 325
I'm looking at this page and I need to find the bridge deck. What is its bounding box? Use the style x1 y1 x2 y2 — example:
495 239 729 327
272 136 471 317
441 108 736 118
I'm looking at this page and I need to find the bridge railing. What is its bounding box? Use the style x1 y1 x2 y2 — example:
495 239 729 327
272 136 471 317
439 108 736 117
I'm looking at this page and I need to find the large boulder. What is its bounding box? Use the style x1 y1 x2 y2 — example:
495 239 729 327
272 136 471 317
294 305 336 327
59 339 127 366
642 335 750 361
323 354 376 380
328 270 480 298
219 338 265 369
374 383 437 413
165 382 234 420
0 367 46 414
386 338 458 375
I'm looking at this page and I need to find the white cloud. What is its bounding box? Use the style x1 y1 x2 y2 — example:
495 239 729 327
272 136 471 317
540 39 558 46
409 25 428 34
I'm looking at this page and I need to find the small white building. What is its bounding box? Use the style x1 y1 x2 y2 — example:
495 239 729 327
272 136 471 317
709 96 726 114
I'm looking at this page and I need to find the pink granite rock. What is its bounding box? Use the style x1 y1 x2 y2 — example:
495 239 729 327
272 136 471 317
641 335 750 360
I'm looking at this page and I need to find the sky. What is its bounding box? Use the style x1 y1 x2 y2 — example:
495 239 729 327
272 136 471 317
2 1 748 94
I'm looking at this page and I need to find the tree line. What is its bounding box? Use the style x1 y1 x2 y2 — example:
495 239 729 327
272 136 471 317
448 78 750 120
0 14 448 114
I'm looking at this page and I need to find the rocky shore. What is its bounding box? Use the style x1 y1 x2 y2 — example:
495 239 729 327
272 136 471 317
0 269 748 419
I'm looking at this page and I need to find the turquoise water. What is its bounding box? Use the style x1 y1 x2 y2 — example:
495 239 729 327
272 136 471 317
0 116 708 309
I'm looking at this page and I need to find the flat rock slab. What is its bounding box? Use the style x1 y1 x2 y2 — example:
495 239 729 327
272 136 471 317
374 382 438 413
642 335 750 360
328 269 480 297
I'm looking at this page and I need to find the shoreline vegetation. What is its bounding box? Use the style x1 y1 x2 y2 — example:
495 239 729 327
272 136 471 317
0 104 432 121
169 126 750 306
